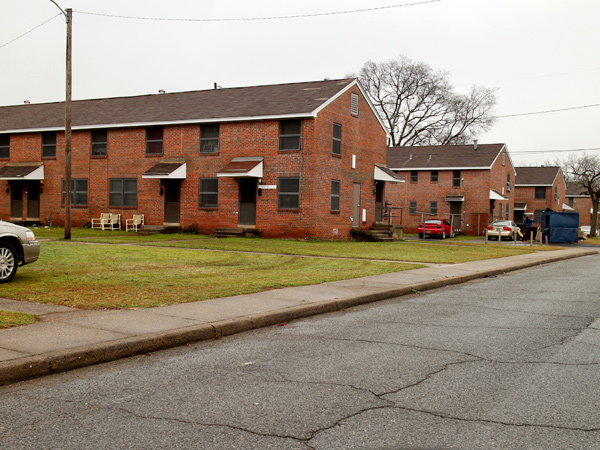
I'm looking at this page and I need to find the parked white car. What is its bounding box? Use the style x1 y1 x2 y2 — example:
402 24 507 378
0 221 41 283
486 220 521 240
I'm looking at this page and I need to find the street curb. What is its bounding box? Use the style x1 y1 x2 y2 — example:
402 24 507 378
1 248 597 386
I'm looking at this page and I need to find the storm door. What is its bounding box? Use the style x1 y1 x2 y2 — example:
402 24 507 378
352 183 361 228
10 181 23 219
375 181 384 222
238 178 257 226
450 202 462 231
27 181 40 220
164 179 181 224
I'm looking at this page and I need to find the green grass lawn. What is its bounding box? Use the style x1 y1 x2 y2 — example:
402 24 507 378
2 227 564 316
0 310 35 328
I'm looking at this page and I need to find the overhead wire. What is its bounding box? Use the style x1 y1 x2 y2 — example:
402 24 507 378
0 13 62 50
74 0 441 22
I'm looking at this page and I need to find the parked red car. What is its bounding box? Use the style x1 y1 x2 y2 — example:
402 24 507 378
418 218 454 239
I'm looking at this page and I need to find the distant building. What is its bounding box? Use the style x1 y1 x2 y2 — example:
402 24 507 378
565 180 598 228
514 166 568 224
387 143 515 235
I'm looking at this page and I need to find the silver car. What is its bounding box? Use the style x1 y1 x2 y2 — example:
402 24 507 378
486 220 521 240
0 221 41 283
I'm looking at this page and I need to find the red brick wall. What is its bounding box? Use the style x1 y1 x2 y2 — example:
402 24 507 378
514 170 566 220
1 85 387 240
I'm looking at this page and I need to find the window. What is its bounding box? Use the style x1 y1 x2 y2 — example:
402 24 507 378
279 120 301 151
409 201 417 214
62 178 88 206
453 170 461 188
330 180 340 211
91 129 108 156
430 201 438 215
506 204 509 219
200 124 219 153
0 134 9 159
278 177 300 209
332 123 342 156
568 197 574 207
146 127 163 155
535 187 546 199
42 132 56 158
410 171 418 183
431 170 438 183
109 178 137 207
507 174 510 183
350 93 359 116
199 178 218 208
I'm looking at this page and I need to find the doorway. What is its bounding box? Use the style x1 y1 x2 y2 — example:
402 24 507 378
353 183 361 228
375 181 384 222
238 178 257 226
450 202 462 231
10 181 23 219
164 179 181 224
27 181 40 220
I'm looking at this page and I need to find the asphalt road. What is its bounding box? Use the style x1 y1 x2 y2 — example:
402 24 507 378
1 254 599 449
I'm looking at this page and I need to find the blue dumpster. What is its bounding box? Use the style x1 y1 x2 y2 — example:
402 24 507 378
541 211 579 243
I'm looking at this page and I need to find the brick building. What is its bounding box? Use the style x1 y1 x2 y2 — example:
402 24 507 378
386 143 515 236
0 78 401 240
565 181 598 228
514 166 568 224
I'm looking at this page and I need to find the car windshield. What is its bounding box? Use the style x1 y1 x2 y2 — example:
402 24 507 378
424 220 442 225
492 221 512 226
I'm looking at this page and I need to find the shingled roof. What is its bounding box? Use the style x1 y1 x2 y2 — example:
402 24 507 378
565 180 589 196
387 144 507 170
514 166 562 186
0 78 359 133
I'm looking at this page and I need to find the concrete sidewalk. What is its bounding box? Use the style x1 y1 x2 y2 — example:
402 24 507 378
0 247 596 386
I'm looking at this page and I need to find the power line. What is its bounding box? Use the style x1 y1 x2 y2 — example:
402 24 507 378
496 103 600 118
0 13 62 50
75 0 441 22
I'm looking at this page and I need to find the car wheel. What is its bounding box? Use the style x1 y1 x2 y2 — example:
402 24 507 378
418 233 424 239
442 230 446 239
0 243 18 283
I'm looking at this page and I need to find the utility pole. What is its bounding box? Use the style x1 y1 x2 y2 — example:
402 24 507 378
49 1 72 239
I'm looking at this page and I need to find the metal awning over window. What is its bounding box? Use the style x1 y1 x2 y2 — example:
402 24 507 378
142 162 186 179
374 165 404 182
0 163 44 180
562 203 575 211
217 157 263 178
489 189 509 201
514 202 528 211
445 195 464 202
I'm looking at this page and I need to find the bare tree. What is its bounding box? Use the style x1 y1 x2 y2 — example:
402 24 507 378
357 55 497 147
563 153 600 237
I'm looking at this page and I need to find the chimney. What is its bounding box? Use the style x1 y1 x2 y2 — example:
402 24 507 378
214 82 218 89
473 139 478 150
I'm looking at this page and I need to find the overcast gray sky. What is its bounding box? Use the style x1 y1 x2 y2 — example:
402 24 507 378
1 0 598 166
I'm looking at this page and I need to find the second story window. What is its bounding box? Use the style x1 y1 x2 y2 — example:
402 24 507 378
453 170 461 188
146 126 163 155
410 171 418 183
279 120 301 151
0 134 9 159
535 186 546 199
91 129 108 156
431 170 438 183
200 124 219 153
42 132 56 158
332 123 342 156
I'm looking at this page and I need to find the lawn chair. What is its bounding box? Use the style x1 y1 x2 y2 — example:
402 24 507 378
126 214 144 232
106 213 121 230
92 213 111 230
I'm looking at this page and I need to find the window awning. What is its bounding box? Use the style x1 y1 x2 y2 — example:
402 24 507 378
0 163 44 180
445 195 464 202
218 157 263 178
374 165 404 182
562 203 575 211
142 162 186 179
489 189 509 201
514 202 528 211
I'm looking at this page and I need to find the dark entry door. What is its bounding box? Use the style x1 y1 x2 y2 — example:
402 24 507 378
164 180 181 224
352 183 361 228
239 178 257 226
10 181 23 219
375 181 384 222
27 181 40 219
